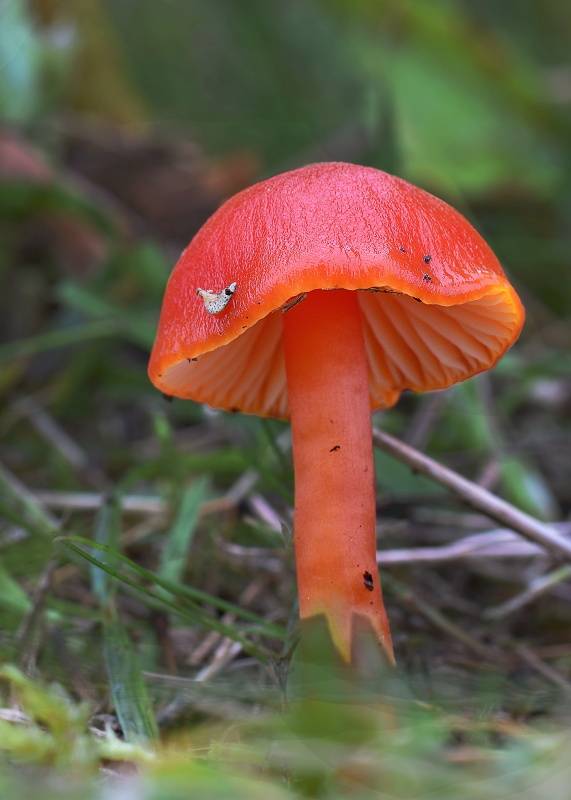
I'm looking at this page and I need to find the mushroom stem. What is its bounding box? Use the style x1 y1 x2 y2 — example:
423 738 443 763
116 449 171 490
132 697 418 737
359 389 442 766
283 289 394 664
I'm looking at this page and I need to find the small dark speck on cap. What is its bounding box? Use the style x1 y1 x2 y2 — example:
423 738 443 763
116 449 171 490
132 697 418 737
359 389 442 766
423 254 432 263
329 445 341 452
399 246 406 253
423 274 432 281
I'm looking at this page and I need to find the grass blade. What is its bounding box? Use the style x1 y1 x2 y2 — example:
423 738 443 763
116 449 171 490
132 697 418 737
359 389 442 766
90 494 121 605
0 558 31 617
87 495 158 743
64 535 284 639
158 478 207 586
57 281 156 348
62 537 277 660
0 320 120 363
102 606 159 744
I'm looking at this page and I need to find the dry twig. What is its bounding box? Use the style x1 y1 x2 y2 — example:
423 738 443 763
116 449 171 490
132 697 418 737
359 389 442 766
516 644 571 695
373 429 571 560
484 564 571 620
378 525 571 566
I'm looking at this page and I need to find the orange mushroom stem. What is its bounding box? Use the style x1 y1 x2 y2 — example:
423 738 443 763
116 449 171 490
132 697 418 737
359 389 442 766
283 289 393 664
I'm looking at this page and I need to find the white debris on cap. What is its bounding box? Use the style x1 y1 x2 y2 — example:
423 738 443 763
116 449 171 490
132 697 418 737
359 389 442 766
196 282 237 315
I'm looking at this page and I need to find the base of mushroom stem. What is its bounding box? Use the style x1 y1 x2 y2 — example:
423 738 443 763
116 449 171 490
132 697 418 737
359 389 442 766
288 614 395 700
285 615 398 739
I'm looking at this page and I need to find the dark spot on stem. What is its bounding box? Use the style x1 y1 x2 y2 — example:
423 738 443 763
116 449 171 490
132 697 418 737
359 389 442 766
162 393 173 403
363 571 374 591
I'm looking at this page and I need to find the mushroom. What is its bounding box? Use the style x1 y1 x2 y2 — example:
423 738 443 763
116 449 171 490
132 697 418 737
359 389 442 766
148 162 524 665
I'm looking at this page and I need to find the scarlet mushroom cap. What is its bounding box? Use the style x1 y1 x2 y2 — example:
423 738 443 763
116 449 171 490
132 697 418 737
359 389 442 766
149 162 524 416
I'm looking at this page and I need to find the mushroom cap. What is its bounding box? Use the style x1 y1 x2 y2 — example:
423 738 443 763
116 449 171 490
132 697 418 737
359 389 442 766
149 162 524 418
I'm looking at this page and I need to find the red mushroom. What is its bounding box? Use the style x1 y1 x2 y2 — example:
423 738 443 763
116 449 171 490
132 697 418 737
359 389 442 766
148 162 524 665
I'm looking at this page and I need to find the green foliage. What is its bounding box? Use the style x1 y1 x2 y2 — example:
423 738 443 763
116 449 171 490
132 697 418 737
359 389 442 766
0 664 152 769
0 0 75 122
0 0 44 122
107 0 565 198
1 661 571 798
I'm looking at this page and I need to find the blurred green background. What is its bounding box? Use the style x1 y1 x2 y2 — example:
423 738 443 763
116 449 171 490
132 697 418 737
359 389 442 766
1 1 571 796
3 0 571 306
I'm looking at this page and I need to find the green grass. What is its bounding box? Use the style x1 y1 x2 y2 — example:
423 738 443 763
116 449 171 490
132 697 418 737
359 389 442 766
1 661 571 799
